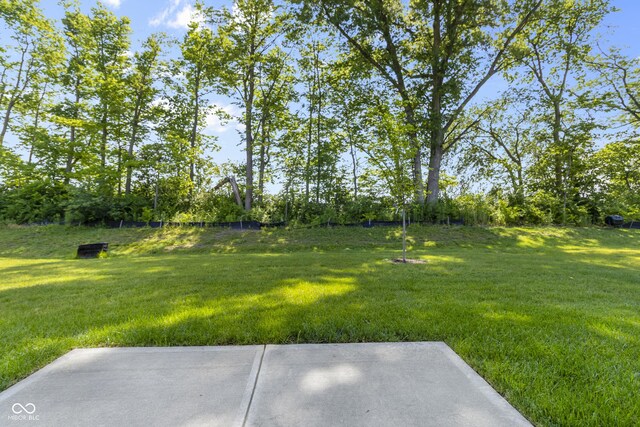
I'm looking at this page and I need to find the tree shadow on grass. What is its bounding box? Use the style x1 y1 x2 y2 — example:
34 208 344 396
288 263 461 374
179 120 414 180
3 224 637 260
0 253 368 385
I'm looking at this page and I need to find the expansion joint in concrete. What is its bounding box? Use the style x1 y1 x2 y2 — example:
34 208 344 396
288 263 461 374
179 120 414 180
240 344 266 427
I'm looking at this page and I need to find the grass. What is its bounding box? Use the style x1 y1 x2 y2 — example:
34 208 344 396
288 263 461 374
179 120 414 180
1 224 639 426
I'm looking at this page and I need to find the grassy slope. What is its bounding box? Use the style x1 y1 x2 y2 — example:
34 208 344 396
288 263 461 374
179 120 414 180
0 225 639 426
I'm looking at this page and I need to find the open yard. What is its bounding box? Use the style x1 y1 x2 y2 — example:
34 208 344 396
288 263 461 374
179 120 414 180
0 225 639 426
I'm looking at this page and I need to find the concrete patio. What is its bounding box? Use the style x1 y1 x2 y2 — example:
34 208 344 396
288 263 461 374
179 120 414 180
0 342 531 426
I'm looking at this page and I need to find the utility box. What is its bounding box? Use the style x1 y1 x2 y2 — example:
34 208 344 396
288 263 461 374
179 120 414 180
77 243 109 258
605 215 624 227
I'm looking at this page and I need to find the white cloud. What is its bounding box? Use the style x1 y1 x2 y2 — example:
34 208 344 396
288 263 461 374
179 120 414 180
150 0 204 30
206 104 241 134
168 4 204 29
151 98 171 110
103 0 122 9
150 0 183 27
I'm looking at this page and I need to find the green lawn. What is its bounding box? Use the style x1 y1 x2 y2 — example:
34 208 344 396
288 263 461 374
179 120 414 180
1 225 639 426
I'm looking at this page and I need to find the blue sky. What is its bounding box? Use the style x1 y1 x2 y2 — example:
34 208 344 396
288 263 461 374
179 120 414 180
35 0 640 170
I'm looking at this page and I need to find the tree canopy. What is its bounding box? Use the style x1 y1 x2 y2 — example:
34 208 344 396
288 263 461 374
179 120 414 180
1 0 638 226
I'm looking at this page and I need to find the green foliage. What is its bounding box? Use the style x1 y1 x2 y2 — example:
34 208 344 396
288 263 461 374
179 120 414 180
248 195 285 223
591 141 640 218
191 190 244 222
0 0 638 228
63 188 112 224
109 194 153 222
0 180 67 224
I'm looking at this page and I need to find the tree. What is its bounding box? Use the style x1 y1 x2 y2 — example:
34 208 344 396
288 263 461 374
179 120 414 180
157 14 219 202
0 0 63 147
330 72 364 199
592 141 640 217
296 38 337 204
53 3 94 185
88 4 131 193
253 46 295 204
358 97 414 207
328 52 411 204
456 93 538 204
583 47 640 137
295 0 543 207
16 80 51 166
124 34 164 195
207 0 289 211
182 19 214 189
515 0 611 222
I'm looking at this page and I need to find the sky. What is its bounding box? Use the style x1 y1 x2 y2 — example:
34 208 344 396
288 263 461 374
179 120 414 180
30 0 640 172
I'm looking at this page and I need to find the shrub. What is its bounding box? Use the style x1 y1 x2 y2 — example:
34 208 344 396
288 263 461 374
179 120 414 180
64 189 112 225
1 180 67 224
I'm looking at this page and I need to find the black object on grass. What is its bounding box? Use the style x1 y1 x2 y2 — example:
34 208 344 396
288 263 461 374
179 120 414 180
605 215 624 227
77 243 108 259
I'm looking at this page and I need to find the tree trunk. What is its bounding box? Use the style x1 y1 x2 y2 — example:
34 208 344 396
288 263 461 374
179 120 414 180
551 100 566 223
552 100 563 195
305 80 313 203
349 132 358 198
0 47 29 147
100 107 108 170
190 69 201 189
153 172 159 211
426 139 443 206
0 98 16 147
125 100 141 195
425 85 444 207
245 61 255 211
28 84 47 164
315 60 322 204
65 80 82 185
516 167 525 204
65 123 76 185
403 104 424 205
426 2 442 208
257 116 267 205
117 142 123 195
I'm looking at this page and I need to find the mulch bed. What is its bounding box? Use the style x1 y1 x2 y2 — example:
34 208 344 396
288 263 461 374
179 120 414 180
390 258 427 264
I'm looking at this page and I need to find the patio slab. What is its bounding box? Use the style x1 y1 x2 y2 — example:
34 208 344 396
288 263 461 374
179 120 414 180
0 343 531 427
0 346 263 427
